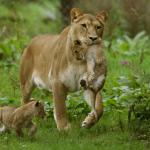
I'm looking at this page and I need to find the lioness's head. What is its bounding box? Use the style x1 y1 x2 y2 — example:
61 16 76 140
69 8 108 46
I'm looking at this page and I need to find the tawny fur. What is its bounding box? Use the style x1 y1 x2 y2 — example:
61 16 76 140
0 100 45 137
20 8 108 130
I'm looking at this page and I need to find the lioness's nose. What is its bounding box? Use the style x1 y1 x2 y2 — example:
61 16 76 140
89 36 98 41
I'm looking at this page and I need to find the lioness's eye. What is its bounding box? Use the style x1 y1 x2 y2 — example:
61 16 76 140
96 26 102 30
81 24 87 28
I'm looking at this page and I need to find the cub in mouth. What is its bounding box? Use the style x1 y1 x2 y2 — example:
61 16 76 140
71 34 107 121
0 99 45 137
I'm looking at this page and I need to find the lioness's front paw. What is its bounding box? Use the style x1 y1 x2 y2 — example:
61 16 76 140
57 123 71 131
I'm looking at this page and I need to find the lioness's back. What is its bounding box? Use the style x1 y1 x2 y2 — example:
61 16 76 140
27 34 59 55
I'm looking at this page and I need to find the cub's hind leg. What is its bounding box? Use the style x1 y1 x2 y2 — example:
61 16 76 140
14 126 24 137
82 92 103 128
28 122 37 137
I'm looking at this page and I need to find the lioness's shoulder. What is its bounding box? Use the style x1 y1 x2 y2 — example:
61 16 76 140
30 34 59 45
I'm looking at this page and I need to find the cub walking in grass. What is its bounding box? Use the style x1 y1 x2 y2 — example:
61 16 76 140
0 99 45 137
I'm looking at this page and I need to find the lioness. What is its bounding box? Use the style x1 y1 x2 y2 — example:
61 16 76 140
0 100 45 137
20 8 108 130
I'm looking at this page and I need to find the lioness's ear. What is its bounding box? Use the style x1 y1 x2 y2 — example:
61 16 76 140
35 101 39 107
96 11 108 22
70 8 83 23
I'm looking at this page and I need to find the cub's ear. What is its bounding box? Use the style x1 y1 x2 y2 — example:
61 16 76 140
35 101 39 107
74 40 81 46
70 8 83 23
96 11 108 22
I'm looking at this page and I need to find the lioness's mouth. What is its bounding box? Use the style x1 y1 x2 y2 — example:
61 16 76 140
86 40 101 46
88 42 99 46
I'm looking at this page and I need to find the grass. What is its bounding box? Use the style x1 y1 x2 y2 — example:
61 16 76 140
0 114 149 150
0 116 149 150
0 50 150 150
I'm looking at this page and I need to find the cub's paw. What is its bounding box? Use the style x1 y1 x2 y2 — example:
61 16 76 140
81 112 97 128
57 123 71 131
80 79 87 88
88 74 95 82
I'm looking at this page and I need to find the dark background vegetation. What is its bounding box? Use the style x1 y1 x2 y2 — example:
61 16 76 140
0 0 150 149
0 0 150 38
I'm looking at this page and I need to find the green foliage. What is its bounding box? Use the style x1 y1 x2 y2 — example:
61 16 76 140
0 0 61 40
127 75 150 140
44 91 90 119
66 91 90 119
0 97 15 106
104 46 150 140
107 31 150 56
0 36 28 69
104 73 150 109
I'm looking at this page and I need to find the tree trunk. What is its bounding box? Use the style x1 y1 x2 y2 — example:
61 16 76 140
60 0 75 27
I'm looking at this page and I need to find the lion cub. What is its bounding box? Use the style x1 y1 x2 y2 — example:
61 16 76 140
72 41 107 120
0 100 45 137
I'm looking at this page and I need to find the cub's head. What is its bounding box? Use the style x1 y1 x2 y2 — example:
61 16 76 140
71 39 88 61
34 101 46 119
69 8 108 46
